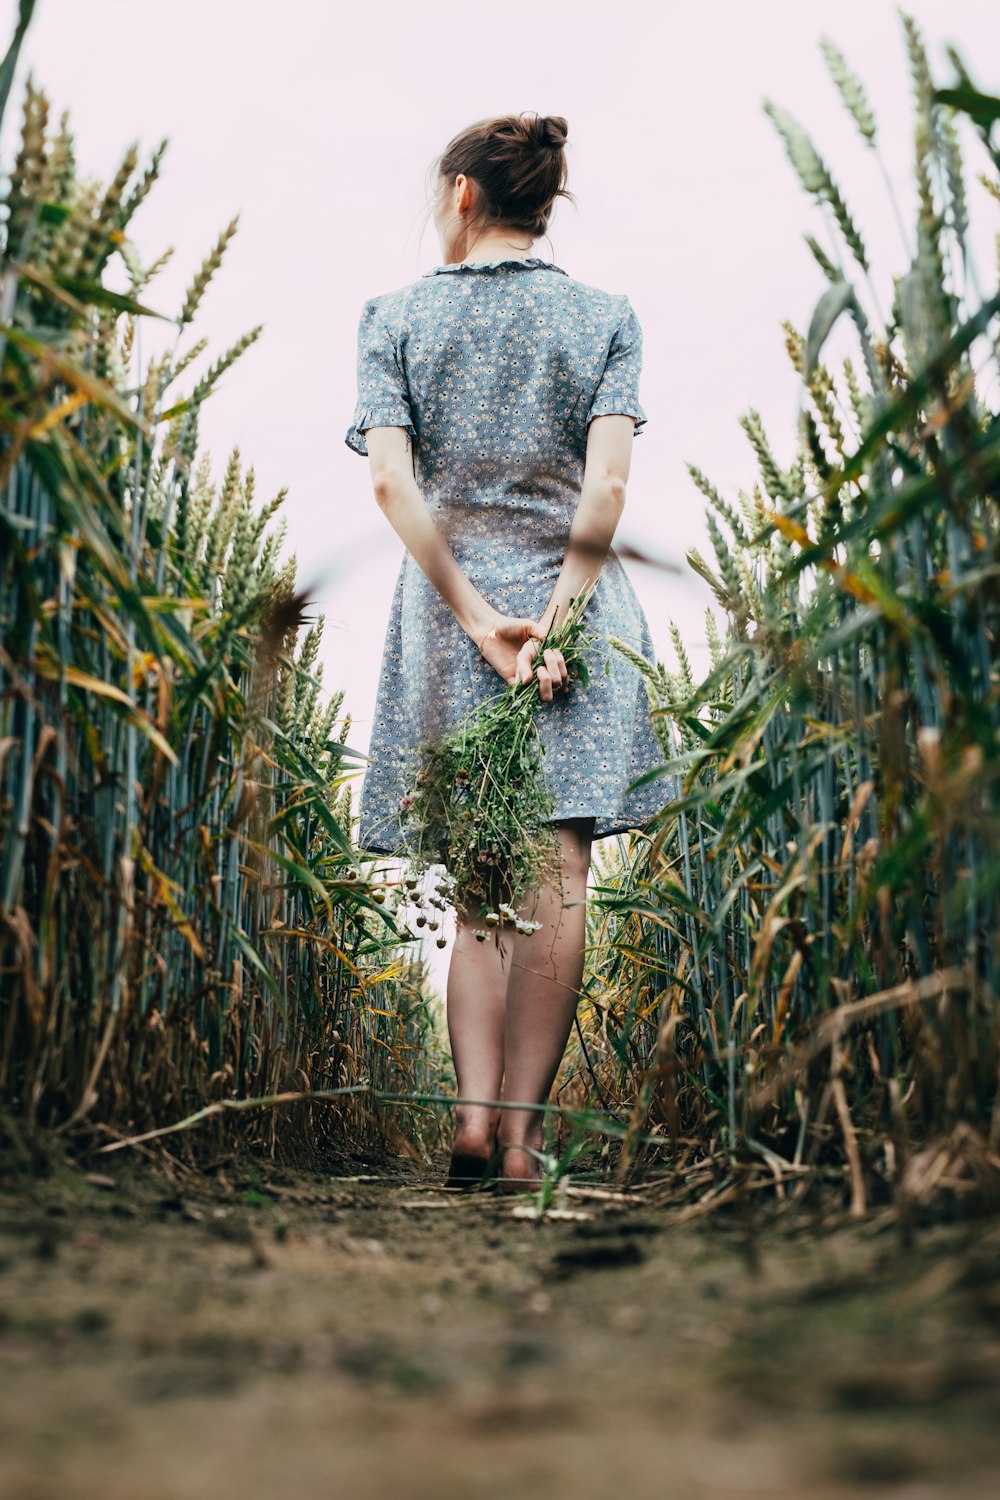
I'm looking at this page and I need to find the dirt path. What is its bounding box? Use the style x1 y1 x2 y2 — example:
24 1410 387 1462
2 1143 1000 1500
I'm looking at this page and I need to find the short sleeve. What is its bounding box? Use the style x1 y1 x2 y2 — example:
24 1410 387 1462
586 296 647 435
345 297 417 456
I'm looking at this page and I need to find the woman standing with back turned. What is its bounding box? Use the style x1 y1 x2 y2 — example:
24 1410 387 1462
346 112 666 1192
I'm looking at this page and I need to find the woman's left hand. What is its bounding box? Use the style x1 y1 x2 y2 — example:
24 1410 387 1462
478 615 570 701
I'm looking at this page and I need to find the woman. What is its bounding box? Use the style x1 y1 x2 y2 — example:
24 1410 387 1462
345 112 666 1192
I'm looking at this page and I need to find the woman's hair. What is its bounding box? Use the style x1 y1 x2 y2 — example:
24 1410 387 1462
433 112 574 240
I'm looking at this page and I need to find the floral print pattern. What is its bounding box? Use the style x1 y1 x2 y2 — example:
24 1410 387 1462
345 256 674 855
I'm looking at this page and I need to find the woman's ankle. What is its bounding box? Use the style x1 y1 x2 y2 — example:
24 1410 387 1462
452 1104 500 1154
498 1141 544 1177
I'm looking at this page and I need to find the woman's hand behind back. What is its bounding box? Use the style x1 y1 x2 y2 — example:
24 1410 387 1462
478 615 570 702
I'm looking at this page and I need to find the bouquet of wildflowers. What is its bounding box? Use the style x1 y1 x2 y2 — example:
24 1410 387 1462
395 582 599 944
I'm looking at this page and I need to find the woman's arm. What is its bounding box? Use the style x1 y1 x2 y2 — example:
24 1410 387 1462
537 413 636 633
499 414 637 691
364 415 637 700
365 428 556 691
363 426 501 645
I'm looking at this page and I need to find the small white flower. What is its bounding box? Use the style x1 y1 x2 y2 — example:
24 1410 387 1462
484 912 500 927
474 930 489 943
498 902 516 919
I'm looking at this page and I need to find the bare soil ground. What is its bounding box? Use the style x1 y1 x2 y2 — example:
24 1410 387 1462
2 1140 1000 1500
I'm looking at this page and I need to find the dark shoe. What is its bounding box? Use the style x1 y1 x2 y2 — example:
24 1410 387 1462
443 1147 503 1192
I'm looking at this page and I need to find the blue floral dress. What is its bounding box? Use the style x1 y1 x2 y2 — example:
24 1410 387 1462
345 256 672 856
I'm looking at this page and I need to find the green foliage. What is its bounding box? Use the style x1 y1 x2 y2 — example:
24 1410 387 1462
398 585 598 933
569 14 1000 1210
0 65 439 1158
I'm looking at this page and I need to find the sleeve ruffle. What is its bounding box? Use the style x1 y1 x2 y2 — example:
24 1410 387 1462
586 295 648 436
345 298 417 456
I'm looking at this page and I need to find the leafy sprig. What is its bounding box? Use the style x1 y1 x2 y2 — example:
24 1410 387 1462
397 580 600 939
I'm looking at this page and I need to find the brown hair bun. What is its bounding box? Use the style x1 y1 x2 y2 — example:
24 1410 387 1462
435 111 574 240
536 115 569 151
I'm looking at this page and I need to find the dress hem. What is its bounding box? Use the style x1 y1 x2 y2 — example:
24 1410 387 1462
354 815 657 860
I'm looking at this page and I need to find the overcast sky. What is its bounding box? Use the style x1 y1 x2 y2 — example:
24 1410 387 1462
5 0 999 981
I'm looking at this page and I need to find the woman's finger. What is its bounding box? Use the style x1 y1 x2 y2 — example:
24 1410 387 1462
535 664 553 702
543 648 567 690
516 639 537 685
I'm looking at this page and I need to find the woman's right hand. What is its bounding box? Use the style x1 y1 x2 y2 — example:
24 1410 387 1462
476 614 570 702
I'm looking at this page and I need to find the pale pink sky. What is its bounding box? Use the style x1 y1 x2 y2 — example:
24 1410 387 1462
7 0 999 970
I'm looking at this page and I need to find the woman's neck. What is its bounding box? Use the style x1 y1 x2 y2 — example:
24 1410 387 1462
457 231 536 265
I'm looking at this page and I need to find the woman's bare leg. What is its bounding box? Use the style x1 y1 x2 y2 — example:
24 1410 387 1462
498 817 594 1186
444 899 508 1161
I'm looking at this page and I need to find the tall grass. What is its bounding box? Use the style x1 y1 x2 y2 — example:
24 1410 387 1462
0 43 442 1162
6 7 1000 1216
565 13 1000 1216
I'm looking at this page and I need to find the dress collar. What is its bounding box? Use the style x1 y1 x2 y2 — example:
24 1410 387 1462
422 256 568 277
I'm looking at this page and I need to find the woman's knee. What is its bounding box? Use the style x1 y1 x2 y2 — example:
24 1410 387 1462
556 817 594 886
